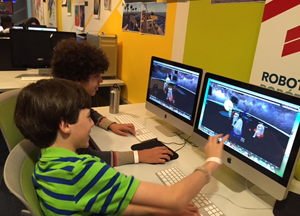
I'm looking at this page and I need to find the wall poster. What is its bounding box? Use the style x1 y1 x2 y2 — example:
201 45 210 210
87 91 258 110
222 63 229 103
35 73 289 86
250 0 300 98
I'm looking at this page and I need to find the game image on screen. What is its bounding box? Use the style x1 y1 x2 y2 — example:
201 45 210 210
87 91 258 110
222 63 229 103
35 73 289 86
148 59 201 123
197 78 300 178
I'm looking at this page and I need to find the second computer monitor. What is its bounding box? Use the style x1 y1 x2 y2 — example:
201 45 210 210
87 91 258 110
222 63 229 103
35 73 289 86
10 29 76 74
145 56 203 135
193 72 300 200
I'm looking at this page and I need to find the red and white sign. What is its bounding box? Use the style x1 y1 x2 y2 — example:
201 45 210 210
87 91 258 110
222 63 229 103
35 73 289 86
250 0 300 97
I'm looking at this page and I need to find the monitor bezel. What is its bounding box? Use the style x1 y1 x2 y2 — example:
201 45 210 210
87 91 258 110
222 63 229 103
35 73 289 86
145 56 203 135
193 72 300 198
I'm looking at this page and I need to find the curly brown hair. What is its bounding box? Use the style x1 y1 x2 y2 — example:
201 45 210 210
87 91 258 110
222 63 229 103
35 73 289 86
51 38 109 82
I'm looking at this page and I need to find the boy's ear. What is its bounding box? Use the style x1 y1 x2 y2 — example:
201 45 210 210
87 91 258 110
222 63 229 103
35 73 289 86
59 121 71 134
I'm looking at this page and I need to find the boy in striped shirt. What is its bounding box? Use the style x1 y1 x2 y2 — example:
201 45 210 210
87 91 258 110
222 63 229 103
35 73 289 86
14 78 228 215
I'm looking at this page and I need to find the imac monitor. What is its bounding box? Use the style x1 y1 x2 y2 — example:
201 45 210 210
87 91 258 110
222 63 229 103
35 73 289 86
193 72 300 200
145 56 203 135
10 29 76 76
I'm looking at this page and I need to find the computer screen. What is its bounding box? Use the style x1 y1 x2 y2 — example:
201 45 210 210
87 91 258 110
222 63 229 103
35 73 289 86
145 56 203 135
0 35 24 71
27 26 57 32
193 72 300 200
10 29 76 75
11 26 23 30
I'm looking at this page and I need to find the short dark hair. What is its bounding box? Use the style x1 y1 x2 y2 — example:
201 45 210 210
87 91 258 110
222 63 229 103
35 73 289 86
25 17 40 26
14 78 92 148
51 38 109 82
1 15 12 29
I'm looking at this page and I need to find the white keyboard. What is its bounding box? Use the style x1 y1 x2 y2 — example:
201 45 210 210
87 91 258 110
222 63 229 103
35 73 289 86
21 76 52 81
114 114 157 142
156 167 225 216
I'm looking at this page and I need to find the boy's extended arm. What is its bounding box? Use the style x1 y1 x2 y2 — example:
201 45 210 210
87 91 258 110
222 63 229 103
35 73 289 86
130 162 217 211
123 203 199 216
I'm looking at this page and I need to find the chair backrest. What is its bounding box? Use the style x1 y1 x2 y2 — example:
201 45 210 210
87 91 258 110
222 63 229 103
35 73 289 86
295 159 300 181
4 139 43 216
0 88 24 151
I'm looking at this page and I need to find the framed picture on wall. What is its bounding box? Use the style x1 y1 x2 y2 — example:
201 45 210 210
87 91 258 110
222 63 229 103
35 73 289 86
67 0 72 16
0 2 13 14
104 0 111 10
94 0 100 19
75 2 85 31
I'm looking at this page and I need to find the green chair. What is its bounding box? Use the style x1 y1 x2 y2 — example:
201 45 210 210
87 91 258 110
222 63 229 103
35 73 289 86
0 88 24 151
4 139 43 216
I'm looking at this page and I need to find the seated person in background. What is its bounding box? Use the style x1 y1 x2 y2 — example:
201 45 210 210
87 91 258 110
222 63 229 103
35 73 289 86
14 78 228 215
0 15 12 33
24 17 40 26
51 38 173 166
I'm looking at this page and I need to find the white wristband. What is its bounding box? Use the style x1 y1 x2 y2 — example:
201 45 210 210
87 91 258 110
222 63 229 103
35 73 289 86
133 150 139 164
206 157 222 165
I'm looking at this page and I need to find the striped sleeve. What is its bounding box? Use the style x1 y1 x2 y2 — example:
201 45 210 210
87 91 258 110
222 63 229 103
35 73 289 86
33 155 139 216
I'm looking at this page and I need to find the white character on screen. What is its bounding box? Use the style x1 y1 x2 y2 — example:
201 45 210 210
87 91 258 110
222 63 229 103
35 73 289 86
232 112 239 126
253 123 265 138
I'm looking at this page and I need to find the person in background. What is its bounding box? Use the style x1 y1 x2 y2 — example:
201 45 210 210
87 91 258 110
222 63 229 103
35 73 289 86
14 78 228 215
51 38 174 167
24 17 40 26
0 15 12 33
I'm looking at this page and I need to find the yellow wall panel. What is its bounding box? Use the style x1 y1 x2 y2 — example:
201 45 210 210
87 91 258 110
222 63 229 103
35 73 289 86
100 1 177 103
184 0 265 83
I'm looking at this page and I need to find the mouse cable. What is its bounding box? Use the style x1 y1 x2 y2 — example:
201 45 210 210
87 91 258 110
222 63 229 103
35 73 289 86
161 133 189 146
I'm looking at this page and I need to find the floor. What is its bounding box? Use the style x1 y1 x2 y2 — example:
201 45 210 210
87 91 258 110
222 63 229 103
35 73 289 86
0 132 26 216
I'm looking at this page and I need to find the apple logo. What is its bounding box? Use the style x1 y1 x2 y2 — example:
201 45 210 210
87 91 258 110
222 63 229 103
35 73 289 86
227 157 232 164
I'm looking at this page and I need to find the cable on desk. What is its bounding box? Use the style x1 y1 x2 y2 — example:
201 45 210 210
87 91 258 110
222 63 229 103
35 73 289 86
159 132 188 146
204 193 272 210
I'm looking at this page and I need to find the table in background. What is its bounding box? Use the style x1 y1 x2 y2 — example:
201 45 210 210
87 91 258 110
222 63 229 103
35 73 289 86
0 70 124 91
0 70 124 107
91 103 277 216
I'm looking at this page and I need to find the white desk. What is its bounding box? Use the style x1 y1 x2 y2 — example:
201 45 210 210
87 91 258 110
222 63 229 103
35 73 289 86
91 103 278 216
0 70 124 91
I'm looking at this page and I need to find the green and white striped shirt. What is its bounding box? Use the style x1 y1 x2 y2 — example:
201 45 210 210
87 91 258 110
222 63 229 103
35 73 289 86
33 147 139 215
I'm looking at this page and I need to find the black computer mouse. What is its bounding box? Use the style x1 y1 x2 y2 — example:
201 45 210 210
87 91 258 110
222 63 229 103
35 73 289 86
131 139 179 161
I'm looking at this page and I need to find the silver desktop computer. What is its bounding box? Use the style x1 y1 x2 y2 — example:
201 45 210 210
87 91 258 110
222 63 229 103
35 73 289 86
87 33 118 79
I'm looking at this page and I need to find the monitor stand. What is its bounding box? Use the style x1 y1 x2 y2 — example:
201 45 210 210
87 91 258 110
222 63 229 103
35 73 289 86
38 68 51 76
15 68 52 78
153 118 181 137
